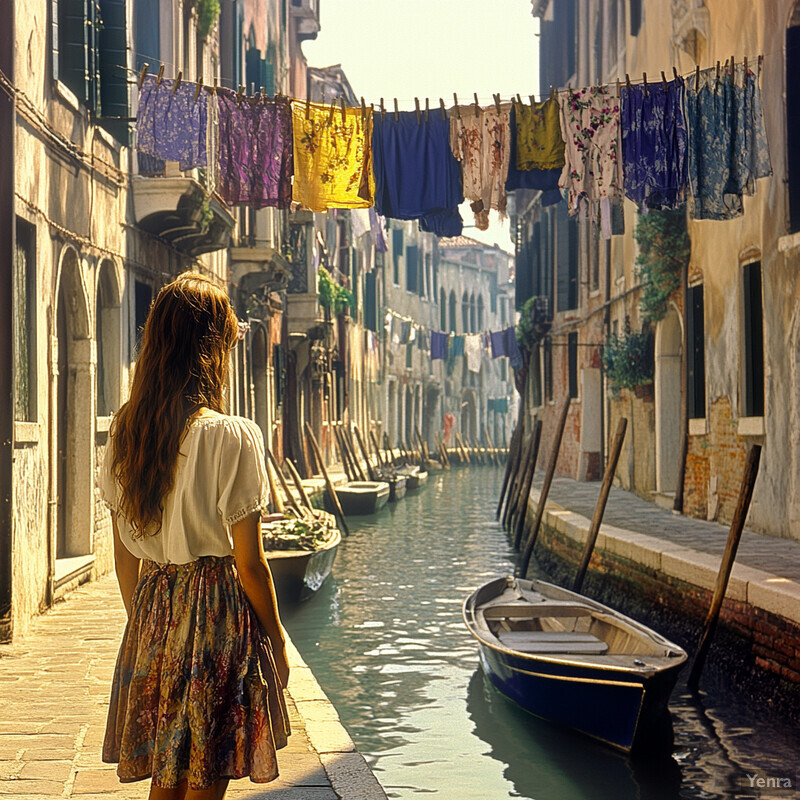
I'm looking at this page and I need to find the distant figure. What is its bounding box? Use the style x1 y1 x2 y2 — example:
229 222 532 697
443 412 456 445
98 272 290 800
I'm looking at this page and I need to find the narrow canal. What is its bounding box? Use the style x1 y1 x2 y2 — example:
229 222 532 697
282 466 800 799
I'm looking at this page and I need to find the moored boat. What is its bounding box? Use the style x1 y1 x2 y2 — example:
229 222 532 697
262 512 341 603
397 464 428 490
462 575 687 752
325 480 390 515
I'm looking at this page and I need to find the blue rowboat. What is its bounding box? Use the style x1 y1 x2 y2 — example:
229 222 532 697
462 575 687 752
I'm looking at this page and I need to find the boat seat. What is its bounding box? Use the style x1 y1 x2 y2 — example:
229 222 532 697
482 604 593 620
497 630 609 655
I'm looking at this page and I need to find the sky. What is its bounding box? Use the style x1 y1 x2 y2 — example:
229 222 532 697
302 0 541 253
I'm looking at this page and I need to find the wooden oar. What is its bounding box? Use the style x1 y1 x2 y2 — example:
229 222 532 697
346 428 368 481
334 425 355 481
265 447 301 516
496 422 522 519
456 432 470 464
484 426 498 465
383 432 398 467
265 453 285 514
305 422 350 536
512 420 543 550
285 457 316 516
370 430 386 469
353 425 377 481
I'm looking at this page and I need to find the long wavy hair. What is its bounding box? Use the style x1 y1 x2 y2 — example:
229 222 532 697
111 272 238 537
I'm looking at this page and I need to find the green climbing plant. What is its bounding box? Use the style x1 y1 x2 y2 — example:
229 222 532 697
196 0 221 40
317 267 355 316
635 208 690 324
602 317 653 393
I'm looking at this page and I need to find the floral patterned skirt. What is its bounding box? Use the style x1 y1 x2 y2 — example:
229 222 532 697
103 556 290 790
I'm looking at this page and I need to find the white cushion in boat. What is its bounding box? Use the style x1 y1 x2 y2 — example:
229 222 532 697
497 630 609 655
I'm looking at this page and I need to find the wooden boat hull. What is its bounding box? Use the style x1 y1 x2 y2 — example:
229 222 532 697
388 476 407 502
463 576 687 752
399 466 429 490
325 481 390 515
265 526 341 603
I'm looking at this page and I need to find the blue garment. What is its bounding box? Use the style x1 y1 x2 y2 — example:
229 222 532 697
505 106 562 207
490 331 506 358
504 327 523 370
449 335 465 359
372 111 463 236
430 331 448 360
685 66 771 220
137 75 208 169
621 77 687 211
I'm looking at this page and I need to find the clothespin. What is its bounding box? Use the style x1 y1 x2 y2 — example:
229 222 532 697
425 97 429 122
328 100 336 124
473 92 480 117
156 65 164 85
453 93 461 120
138 63 149 89
439 97 446 121
661 71 667 90
237 85 244 107
393 98 399 121
642 72 648 96
673 66 679 81
360 97 367 123
716 61 721 85
493 93 501 114
415 97 421 123
306 95 311 120
380 97 386 120
194 76 204 102
758 53 763 73
549 85 555 100
213 78 218 95
529 95 535 108
744 56 749 83
340 97 346 125
730 55 735 85
616 78 620 98
172 70 182 95
516 93 522 108
695 64 700 89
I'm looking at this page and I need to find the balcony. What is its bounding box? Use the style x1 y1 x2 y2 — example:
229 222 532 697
230 246 292 319
290 0 320 39
131 176 235 256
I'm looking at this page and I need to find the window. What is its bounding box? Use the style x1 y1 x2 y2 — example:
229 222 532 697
134 280 153 357
134 0 160 71
477 295 484 331
568 332 578 398
406 245 418 293
439 288 446 330
273 343 285 409
687 284 706 419
53 0 129 126
96 262 121 416
461 292 469 333
449 291 457 333
787 12 800 232
392 229 402 285
629 0 642 36
742 261 764 417
531 344 542 407
13 218 36 422
589 220 600 292
424 253 432 298
364 271 377 332
556 209 579 312
469 294 476 333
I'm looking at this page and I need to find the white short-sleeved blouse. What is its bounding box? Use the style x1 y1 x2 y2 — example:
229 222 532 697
98 410 269 564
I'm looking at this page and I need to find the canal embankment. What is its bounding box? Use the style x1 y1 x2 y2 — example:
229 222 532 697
519 475 800 718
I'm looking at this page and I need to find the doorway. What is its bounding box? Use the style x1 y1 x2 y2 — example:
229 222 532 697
655 308 683 493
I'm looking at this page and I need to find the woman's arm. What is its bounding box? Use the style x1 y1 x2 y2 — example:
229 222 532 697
111 514 141 617
231 513 290 687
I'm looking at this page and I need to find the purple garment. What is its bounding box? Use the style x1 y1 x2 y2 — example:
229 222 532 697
430 331 448 360
621 77 688 211
136 75 208 169
216 89 293 209
490 331 506 358
505 327 523 369
369 208 389 253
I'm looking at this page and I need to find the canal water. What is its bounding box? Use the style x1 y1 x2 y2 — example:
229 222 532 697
282 466 800 799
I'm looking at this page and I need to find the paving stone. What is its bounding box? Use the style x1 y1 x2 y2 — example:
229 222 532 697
321 753 389 800
17 760 72 781
0 778 63 795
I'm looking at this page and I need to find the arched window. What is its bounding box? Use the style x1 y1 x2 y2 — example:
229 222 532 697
96 261 121 416
448 291 457 333
477 295 484 331
440 288 446 330
462 291 469 333
469 293 476 333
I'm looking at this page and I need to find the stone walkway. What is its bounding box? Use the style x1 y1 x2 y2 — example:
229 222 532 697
0 576 386 800
536 474 800 583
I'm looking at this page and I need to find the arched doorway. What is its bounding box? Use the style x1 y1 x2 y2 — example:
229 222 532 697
55 248 93 560
655 307 683 494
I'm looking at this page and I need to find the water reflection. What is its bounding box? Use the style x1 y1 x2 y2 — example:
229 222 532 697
283 466 800 799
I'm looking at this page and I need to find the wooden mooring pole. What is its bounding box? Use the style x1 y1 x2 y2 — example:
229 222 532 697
499 423 524 522
495 422 521 518
512 420 543 550
305 423 350 537
573 418 628 593
687 444 762 691
517 396 571 578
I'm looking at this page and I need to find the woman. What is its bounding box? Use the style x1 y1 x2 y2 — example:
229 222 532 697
98 272 290 800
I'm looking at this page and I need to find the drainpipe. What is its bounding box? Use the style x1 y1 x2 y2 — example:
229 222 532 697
0 0 15 642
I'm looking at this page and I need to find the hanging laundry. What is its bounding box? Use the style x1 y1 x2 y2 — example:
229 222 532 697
372 111 463 237
490 330 507 358
450 106 511 231
685 65 772 220
465 334 482 373
515 98 566 171
558 86 622 238
430 330 449 360
481 332 490 350
417 328 428 351
505 105 562 205
504 326 523 370
136 75 210 170
399 320 412 345
621 77 687 211
291 101 375 212
216 89 293 208
369 207 389 253
449 335 465 359
350 209 371 239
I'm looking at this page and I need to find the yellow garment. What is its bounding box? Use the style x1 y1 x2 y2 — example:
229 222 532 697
515 98 565 171
292 102 375 211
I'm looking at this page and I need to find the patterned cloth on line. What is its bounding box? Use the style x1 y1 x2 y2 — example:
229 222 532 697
685 65 772 220
136 75 209 170
103 556 290 790
621 77 687 211
505 106 562 205
216 89 293 209
514 97 566 171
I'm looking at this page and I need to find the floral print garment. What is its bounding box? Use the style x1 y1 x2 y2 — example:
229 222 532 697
449 106 511 231
216 89 293 209
685 65 772 220
558 86 622 234
291 101 375 212
515 98 566 171
104 556 290 790
137 75 209 170
621 78 687 211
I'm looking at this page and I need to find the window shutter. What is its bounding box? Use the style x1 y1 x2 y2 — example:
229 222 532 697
365 271 377 332
406 245 418 293
98 0 128 119
59 0 91 104
52 0 60 81
555 208 570 313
